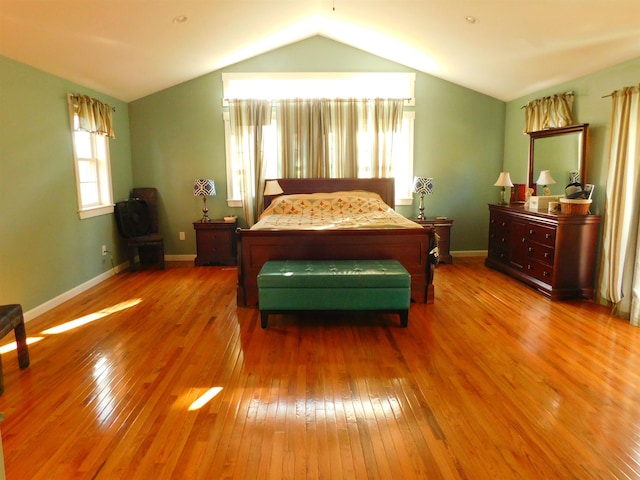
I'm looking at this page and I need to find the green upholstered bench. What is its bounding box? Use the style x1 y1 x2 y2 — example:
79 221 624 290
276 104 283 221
257 260 411 328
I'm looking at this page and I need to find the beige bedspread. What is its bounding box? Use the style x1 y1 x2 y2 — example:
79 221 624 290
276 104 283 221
252 190 422 230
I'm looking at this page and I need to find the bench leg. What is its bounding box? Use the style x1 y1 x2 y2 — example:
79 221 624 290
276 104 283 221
400 310 408 328
260 311 269 329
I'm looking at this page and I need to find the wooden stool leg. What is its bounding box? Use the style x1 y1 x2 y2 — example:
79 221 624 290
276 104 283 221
14 321 30 369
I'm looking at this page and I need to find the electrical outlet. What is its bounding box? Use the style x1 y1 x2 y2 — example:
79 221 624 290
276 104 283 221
179 231 185 241
101 245 107 256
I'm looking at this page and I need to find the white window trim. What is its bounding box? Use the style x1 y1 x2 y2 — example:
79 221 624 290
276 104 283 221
67 94 114 220
222 72 415 106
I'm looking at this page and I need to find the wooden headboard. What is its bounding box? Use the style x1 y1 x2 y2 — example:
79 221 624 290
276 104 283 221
263 178 396 210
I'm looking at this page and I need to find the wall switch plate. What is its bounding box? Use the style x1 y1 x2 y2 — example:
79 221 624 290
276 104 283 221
179 231 185 241
101 245 107 256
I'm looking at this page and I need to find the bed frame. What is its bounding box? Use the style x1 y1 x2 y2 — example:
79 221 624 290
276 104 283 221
236 178 436 306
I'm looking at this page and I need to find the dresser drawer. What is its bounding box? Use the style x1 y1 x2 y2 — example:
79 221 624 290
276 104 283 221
525 242 554 266
525 223 555 247
525 260 553 284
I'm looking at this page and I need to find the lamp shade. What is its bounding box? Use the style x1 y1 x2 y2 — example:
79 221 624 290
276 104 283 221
413 176 433 195
194 178 216 196
264 180 284 196
493 172 514 187
536 170 556 186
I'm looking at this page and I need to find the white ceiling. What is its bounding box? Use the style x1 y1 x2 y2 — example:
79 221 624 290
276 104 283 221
1 0 639 103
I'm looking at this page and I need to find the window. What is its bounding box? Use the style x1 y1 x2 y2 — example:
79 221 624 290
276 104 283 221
222 73 416 206
67 94 114 219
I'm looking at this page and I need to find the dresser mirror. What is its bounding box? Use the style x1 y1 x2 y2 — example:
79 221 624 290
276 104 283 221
527 123 589 196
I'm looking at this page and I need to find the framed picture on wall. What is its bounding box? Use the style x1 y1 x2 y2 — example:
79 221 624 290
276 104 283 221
585 184 595 199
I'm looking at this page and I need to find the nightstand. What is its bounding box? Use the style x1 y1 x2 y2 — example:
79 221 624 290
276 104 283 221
414 217 454 263
193 219 237 266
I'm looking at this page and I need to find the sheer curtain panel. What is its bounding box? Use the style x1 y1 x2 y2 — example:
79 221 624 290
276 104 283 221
228 99 271 226
596 85 640 325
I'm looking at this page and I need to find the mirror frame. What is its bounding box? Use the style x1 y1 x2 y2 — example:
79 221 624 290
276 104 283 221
527 123 589 190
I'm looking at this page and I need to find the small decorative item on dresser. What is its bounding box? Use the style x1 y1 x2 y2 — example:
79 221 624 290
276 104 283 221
559 198 592 215
412 176 433 220
193 178 216 223
493 172 513 205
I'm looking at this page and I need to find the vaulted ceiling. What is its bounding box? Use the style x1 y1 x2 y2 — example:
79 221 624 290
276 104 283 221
1 0 639 103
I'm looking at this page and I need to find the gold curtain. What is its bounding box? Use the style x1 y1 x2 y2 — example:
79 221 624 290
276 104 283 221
228 99 271 226
523 92 574 133
71 94 115 138
274 98 403 179
596 84 640 324
370 98 404 177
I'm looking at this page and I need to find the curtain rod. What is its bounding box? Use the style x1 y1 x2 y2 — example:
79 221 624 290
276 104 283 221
68 93 116 112
519 91 574 109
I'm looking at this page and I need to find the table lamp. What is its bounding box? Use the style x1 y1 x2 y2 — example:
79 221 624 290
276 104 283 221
413 176 433 220
493 172 514 205
194 178 216 222
536 170 556 196
263 180 284 196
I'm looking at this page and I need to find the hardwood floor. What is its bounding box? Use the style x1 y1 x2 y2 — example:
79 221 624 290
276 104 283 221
1 258 639 479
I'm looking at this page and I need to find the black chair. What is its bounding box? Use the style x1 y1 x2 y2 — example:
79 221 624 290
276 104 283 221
114 187 165 271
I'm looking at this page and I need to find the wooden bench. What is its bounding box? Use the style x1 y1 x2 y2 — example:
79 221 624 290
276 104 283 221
0 304 30 394
257 260 411 328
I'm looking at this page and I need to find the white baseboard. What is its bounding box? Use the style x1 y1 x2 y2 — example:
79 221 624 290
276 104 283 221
23 255 196 323
23 261 129 322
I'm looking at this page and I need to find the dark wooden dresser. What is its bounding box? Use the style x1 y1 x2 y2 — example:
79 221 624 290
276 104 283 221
485 204 601 300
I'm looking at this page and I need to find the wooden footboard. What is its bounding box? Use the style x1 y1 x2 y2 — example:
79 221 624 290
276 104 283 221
236 227 435 306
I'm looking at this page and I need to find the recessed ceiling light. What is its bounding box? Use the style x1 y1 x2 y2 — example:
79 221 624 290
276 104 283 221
173 15 188 24
465 16 478 24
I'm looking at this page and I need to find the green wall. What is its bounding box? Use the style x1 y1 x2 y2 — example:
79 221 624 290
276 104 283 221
503 57 640 216
0 56 133 312
4 33 635 317
129 36 505 255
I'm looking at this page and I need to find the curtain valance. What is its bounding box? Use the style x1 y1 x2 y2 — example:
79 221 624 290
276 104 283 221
523 92 574 133
69 94 115 138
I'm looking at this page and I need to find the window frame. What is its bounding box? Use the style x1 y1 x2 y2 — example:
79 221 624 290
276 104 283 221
67 95 114 219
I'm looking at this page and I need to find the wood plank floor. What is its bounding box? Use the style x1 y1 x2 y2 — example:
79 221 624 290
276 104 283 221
1 258 639 479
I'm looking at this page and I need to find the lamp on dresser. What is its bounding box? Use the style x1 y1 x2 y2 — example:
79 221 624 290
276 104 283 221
194 178 216 223
536 170 556 196
493 172 514 205
413 176 433 220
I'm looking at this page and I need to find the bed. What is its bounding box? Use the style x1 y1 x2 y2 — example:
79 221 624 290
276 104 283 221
236 178 436 306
